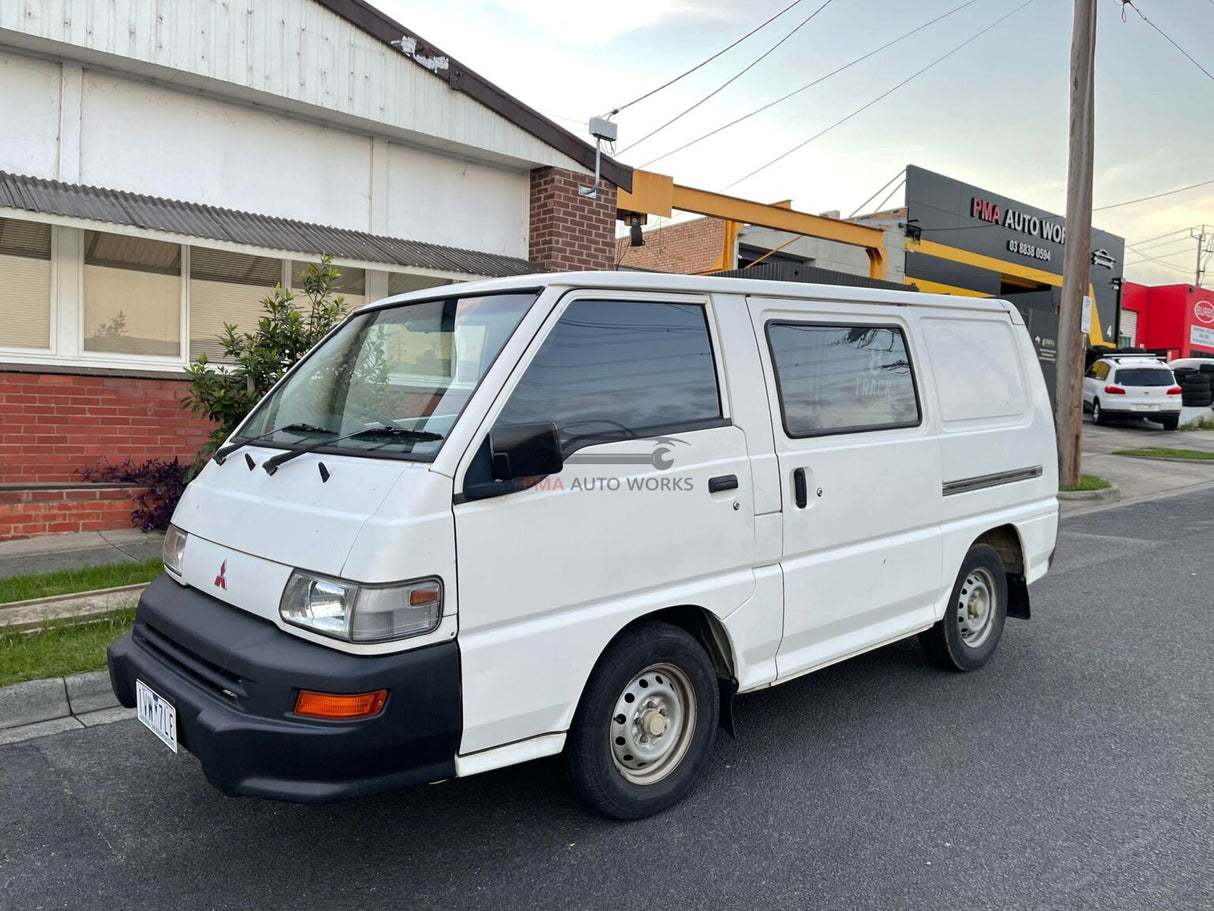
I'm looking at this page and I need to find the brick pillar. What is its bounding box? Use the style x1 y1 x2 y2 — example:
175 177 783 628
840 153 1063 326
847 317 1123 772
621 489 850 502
529 166 618 272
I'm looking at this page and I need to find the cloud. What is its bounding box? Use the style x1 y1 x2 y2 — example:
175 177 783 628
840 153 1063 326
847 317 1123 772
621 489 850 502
485 0 725 44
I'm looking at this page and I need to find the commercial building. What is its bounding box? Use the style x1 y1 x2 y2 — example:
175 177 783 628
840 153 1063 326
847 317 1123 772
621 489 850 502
902 165 1123 391
0 0 629 539
1120 283 1214 358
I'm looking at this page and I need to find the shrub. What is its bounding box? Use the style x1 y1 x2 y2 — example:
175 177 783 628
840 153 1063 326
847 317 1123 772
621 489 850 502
78 458 190 532
181 257 350 460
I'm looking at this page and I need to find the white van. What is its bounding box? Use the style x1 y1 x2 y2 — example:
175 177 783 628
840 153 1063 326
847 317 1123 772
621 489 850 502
108 272 1059 819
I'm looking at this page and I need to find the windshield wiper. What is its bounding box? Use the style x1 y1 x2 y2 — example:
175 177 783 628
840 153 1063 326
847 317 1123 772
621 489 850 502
262 424 443 474
214 423 336 464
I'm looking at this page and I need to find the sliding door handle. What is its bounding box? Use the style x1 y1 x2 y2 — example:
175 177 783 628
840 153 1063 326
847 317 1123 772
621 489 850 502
793 468 808 508
708 474 738 493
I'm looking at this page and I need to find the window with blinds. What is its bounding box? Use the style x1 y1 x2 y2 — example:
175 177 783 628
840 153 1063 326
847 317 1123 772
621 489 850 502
189 248 282 361
83 231 182 357
387 272 452 297
0 218 52 349
292 260 365 312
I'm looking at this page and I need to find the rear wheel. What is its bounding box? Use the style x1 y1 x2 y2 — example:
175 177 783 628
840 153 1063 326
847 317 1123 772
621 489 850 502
920 544 1008 672
1160 415 1180 431
564 623 719 819
1092 398 1107 425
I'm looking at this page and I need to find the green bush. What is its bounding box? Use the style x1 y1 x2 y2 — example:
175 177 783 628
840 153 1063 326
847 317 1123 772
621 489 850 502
182 257 349 461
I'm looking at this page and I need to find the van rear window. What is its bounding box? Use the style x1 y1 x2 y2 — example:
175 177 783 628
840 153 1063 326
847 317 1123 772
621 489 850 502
766 323 920 436
1114 368 1173 387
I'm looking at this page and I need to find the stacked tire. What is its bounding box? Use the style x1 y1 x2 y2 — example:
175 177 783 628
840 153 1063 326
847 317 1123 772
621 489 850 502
1181 371 1213 408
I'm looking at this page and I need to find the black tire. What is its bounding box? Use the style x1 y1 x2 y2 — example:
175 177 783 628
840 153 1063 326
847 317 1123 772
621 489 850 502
1184 375 1212 389
564 622 719 820
1092 398 1107 425
1158 415 1180 431
1183 392 1213 408
920 544 1008 672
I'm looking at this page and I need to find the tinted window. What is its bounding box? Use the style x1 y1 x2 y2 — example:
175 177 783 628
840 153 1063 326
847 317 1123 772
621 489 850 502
497 300 721 445
767 323 919 435
1115 368 1173 387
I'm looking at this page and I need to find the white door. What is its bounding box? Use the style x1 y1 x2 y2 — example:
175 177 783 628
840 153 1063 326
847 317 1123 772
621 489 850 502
453 293 757 755
747 299 943 679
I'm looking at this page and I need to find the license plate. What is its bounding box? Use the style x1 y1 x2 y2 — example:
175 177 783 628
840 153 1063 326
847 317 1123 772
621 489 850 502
1130 404 1155 412
136 679 178 753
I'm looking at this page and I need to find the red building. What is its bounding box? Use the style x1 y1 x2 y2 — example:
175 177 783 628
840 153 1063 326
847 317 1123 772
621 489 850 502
1120 283 1214 360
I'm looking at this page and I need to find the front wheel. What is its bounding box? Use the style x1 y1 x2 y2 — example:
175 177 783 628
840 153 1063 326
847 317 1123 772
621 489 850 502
564 623 719 819
920 544 1008 672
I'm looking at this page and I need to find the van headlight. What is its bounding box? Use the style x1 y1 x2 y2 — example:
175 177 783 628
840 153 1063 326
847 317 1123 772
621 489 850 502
279 571 443 643
163 524 187 576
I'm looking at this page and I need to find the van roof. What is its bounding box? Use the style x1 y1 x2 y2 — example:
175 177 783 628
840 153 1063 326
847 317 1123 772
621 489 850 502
363 270 1020 316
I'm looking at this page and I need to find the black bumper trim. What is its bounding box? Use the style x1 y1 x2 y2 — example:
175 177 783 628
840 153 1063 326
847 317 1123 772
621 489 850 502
108 575 460 802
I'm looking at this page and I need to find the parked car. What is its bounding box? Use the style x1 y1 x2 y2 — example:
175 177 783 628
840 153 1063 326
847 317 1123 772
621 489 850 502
1166 356 1214 372
107 272 1059 819
1083 355 1181 429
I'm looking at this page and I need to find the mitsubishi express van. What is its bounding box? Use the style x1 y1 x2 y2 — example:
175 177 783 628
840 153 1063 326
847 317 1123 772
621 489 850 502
108 272 1059 819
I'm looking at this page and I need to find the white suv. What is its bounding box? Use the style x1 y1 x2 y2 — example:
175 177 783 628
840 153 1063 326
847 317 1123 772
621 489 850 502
1083 355 1181 429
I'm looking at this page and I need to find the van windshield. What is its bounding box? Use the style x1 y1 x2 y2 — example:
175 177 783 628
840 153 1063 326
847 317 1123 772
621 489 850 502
235 291 537 462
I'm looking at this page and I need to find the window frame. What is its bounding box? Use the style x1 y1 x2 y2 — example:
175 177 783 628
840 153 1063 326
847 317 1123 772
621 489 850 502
491 292 730 456
0 217 57 355
764 318 923 440
78 234 188 365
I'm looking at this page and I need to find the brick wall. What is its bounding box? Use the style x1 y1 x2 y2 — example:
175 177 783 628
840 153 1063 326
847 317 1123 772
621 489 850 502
616 216 727 274
529 166 618 272
0 371 214 485
0 486 141 540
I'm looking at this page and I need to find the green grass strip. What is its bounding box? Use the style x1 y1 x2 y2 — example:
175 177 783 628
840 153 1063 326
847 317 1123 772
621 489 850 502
0 558 162 605
1111 447 1214 461
0 608 135 688
1059 474 1111 491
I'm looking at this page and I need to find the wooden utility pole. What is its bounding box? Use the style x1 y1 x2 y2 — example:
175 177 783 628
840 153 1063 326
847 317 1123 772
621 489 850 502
1193 226 1211 287
1056 0 1097 488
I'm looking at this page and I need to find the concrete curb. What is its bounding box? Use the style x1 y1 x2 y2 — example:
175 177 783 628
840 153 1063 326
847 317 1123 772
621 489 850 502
1057 483 1121 502
0 583 146 631
0 670 129 745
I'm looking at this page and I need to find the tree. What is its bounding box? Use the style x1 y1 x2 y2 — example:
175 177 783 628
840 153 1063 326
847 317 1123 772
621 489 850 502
182 257 349 460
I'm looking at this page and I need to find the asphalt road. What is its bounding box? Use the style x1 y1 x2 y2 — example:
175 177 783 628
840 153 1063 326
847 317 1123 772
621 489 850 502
2 492 1212 910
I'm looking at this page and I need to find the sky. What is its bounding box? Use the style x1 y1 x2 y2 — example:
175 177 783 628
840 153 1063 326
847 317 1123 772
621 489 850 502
374 0 1214 286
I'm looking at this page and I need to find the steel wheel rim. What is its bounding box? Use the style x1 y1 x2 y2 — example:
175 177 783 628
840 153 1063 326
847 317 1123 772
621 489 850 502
609 662 697 785
956 567 997 649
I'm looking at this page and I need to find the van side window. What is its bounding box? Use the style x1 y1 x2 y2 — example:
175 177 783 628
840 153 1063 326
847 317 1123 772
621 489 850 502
766 323 920 436
496 299 722 446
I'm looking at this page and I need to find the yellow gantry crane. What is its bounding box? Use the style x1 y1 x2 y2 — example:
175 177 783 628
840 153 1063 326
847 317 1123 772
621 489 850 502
617 170 889 280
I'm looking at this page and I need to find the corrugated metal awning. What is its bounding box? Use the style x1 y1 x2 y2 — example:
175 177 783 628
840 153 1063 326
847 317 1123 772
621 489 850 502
0 172 539 278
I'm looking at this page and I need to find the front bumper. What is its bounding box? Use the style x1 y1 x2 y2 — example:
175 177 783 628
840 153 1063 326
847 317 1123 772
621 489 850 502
108 575 460 802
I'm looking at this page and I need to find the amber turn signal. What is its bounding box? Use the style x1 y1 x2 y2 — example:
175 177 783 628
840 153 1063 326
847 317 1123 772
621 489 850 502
294 689 388 719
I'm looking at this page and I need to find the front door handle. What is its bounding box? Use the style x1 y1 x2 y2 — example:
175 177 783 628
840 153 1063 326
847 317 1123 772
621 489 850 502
708 474 738 493
793 468 808 508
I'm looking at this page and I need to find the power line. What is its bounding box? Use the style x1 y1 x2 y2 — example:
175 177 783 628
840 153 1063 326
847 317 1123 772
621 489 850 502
1127 226 1199 247
617 0 835 155
724 0 1036 191
871 177 907 216
1123 1 1214 83
639 0 983 170
847 169 907 219
1093 177 1214 211
608 0 807 116
1125 242 1196 275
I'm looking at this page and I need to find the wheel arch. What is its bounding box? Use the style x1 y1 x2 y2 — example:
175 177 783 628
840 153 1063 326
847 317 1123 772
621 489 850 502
601 605 739 734
972 524 1030 620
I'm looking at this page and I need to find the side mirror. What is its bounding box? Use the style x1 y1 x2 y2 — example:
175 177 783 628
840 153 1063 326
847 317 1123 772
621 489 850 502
489 422 563 481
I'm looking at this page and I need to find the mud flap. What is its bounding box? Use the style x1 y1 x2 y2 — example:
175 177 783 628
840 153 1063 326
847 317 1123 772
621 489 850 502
1007 574 1031 620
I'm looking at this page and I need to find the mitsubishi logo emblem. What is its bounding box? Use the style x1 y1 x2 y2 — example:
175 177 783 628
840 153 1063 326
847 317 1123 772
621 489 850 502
214 560 227 590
